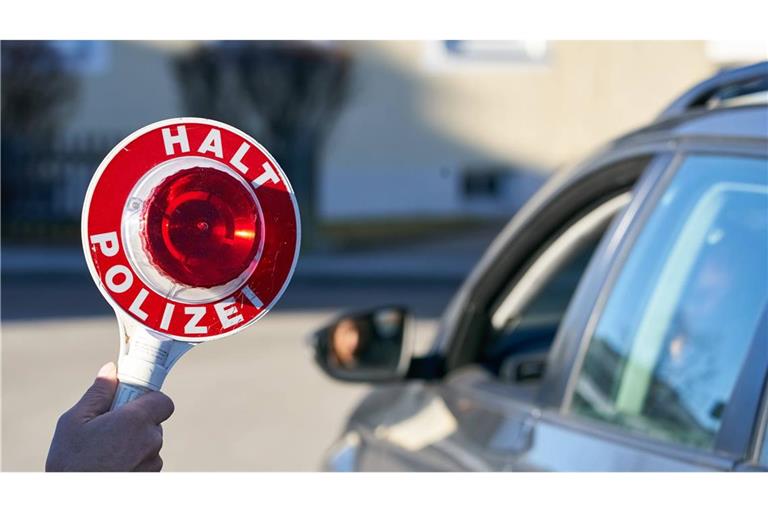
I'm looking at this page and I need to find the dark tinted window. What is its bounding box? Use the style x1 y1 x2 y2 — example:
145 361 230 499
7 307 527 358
484 194 629 380
572 155 768 450
484 237 602 378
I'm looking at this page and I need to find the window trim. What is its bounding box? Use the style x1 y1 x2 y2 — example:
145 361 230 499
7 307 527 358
538 152 676 409
559 150 687 413
560 143 768 462
716 303 768 459
757 379 768 467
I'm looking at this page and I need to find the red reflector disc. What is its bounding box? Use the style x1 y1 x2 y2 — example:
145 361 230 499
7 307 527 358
142 167 260 288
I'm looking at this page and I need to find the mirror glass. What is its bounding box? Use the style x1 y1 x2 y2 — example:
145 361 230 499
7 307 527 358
314 306 408 380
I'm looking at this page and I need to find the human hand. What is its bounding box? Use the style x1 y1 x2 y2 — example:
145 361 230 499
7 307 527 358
46 362 174 472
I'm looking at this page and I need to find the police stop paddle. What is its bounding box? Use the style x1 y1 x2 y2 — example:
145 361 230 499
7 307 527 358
82 118 300 408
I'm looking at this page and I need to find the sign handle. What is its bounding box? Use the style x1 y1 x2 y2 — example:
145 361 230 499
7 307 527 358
110 318 194 410
111 382 151 409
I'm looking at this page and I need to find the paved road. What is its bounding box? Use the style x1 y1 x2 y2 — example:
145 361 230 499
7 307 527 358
1 274 457 471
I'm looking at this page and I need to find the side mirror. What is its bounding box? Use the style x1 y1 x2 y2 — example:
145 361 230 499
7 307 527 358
310 306 413 382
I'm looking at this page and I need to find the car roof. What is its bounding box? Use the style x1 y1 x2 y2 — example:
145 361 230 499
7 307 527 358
611 61 768 150
613 104 768 149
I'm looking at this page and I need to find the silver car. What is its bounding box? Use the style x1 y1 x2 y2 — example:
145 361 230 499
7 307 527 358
312 62 768 471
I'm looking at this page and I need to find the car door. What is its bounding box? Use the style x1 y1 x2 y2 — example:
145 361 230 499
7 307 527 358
348 152 663 471
522 148 768 471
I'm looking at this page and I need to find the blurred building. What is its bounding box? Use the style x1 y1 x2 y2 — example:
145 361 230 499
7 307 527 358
321 41 764 220
3 40 765 241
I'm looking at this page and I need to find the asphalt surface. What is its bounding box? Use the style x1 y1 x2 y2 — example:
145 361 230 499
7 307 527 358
1 274 457 471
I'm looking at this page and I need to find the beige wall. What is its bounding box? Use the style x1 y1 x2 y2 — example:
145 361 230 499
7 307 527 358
324 41 716 175
56 41 737 219
65 40 719 172
64 41 183 138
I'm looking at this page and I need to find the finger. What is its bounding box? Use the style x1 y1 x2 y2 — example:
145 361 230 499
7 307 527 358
148 424 164 453
130 424 163 466
74 362 118 419
133 455 163 472
123 391 175 425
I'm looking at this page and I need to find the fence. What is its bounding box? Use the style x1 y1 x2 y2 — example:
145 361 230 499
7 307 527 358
1 134 120 244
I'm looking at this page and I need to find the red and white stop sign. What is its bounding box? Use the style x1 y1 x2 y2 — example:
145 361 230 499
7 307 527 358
82 118 300 341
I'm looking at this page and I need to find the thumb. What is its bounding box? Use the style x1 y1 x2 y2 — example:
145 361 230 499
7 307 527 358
74 362 118 419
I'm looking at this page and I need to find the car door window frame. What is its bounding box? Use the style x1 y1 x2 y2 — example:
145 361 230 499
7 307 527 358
538 150 677 409
433 147 672 405
432 147 663 371
484 192 631 382
756 373 768 468
554 139 768 465
490 192 631 332
719 303 768 460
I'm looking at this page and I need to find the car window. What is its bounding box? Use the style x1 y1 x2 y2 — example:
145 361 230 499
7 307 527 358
482 194 629 381
571 155 768 451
